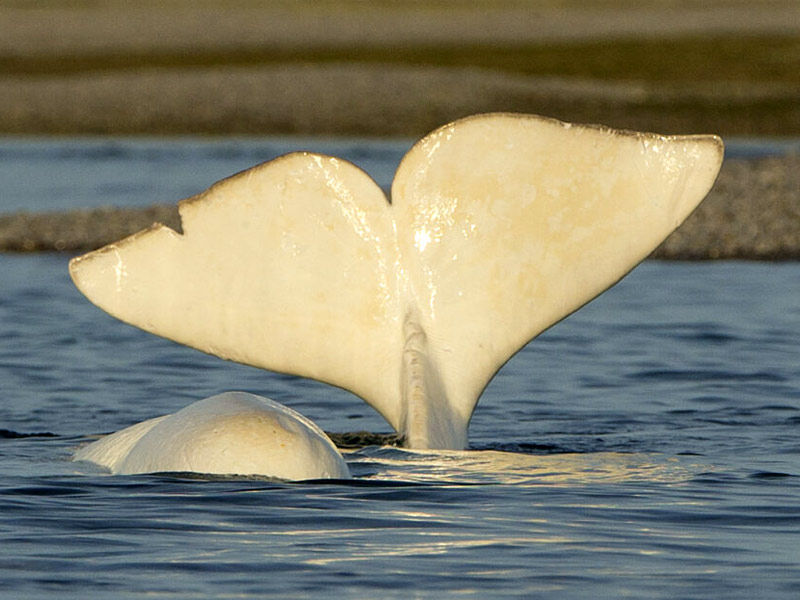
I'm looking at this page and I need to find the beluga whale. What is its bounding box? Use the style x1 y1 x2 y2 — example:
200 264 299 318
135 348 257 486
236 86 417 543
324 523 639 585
70 112 723 479
73 392 351 480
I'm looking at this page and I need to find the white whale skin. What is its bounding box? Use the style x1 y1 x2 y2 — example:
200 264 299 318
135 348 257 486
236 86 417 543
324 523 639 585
74 392 351 480
69 112 724 450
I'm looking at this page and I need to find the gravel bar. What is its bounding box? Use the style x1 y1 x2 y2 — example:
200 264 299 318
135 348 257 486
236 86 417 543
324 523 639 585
1 154 797 260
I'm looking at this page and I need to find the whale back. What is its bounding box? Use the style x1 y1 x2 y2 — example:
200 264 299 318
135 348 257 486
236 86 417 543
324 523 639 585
70 113 723 447
74 392 351 480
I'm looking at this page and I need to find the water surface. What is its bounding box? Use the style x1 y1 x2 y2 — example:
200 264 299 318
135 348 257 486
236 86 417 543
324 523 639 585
1 139 799 599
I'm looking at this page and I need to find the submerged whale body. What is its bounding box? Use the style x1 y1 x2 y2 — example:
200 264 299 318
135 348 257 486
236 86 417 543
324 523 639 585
74 392 351 480
70 112 723 472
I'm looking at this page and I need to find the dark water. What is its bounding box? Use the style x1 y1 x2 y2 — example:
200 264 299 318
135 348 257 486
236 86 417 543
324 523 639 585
1 138 799 599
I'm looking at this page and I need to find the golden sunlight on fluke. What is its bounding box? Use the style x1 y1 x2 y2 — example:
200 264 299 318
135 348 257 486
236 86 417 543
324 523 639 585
71 113 722 478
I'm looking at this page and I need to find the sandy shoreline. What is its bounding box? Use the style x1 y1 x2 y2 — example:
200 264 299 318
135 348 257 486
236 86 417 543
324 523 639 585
1 2 799 138
5 2 799 57
1 2 798 259
4 63 798 139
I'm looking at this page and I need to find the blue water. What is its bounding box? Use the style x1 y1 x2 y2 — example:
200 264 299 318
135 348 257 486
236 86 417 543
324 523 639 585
1 138 799 599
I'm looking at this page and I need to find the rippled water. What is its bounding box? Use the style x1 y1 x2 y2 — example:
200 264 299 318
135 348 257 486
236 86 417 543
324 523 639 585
1 139 799 599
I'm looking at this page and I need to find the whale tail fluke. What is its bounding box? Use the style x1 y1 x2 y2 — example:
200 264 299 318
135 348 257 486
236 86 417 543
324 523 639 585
70 113 723 449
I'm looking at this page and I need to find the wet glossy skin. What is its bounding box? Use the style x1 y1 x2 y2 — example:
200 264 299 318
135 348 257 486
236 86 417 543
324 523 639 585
74 392 351 480
70 113 722 458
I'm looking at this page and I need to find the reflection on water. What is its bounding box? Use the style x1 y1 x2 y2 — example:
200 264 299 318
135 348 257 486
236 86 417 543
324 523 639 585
348 448 698 485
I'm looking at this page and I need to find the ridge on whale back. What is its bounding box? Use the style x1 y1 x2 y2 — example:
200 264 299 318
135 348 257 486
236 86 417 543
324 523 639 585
70 112 724 480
